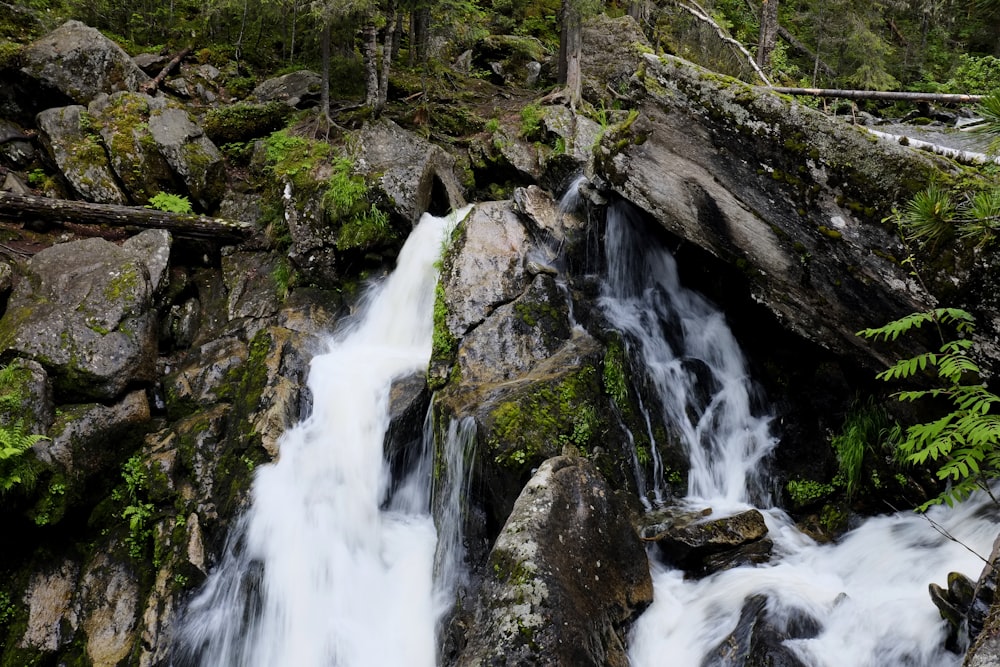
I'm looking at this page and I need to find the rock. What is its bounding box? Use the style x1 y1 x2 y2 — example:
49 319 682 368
251 69 322 108
540 106 602 174
0 358 54 436
0 233 166 399
640 507 772 576
221 250 286 335
19 561 80 652
89 92 181 205
123 228 172 294
455 456 652 667
703 594 815 667
581 15 650 104
20 20 149 105
962 535 1000 666
147 105 226 211
2 171 32 195
132 52 168 73
36 104 127 204
440 200 534 339
162 337 249 419
455 273 573 386
37 390 151 484
352 118 465 224
513 184 588 248
0 119 38 168
80 551 140 667
595 52 951 369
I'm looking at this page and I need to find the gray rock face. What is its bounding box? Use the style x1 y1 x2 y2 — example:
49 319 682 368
36 105 127 204
455 455 652 667
441 200 534 338
147 105 226 211
353 118 466 224
251 69 322 108
89 92 181 205
596 53 952 368
20 20 149 105
0 231 169 399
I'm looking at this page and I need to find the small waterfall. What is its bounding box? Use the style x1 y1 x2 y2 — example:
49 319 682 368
594 199 999 666
172 206 472 667
599 201 776 507
431 416 477 615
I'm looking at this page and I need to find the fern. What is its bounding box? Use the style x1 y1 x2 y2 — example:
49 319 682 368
0 363 47 493
859 308 1000 509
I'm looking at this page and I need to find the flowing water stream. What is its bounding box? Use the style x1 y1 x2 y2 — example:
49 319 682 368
171 207 471 667
599 199 1000 667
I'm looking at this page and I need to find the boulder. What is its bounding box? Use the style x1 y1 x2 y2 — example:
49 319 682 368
0 231 168 399
89 92 181 205
147 105 226 211
0 119 38 169
19 561 80 654
352 118 465 224
251 69 322 108
594 52 957 369
19 20 149 105
639 507 772 576
703 595 816 667
36 105 127 204
454 455 652 667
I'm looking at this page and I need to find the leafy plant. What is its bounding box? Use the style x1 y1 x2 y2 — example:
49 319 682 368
858 308 1000 509
113 454 156 559
898 184 955 247
831 397 896 499
519 103 544 141
976 90 1000 156
147 192 193 214
0 364 46 494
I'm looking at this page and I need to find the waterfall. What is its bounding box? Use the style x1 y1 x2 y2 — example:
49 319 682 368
171 206 472 667
596 200 1000 666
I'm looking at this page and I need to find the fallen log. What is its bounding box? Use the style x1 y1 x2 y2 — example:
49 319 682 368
0 192 253 242
140 46 194 94
765 87 983 104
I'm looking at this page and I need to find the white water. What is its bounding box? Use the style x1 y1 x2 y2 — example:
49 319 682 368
172 206 472 667
597 201 1000 666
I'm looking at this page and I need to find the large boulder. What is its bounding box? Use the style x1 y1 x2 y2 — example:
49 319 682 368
19 20 149 105
454 455 652 667
594 52 956 370
0 230 169 400
251 69 322 108
147 105 226 211
89 92 182 205
36 105 127 204
352 118 466 224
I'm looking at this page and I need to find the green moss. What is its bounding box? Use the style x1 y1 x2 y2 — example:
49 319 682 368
204 101 291 145
489 365 604 469
429 282 457 391
817 225 843 240
602 338 629 407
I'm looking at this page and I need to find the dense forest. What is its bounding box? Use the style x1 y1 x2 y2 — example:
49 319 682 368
3 0 1000 113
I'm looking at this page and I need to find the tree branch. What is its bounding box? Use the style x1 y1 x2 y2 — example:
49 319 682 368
673 0 772 85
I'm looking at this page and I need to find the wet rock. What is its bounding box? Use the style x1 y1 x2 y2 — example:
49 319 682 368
352 118 465 224
595 52 951 370
440 200 534 339
19 20 149 105
162 336 249 419
455 455 652 667
513 184 588 248
80 551 140 666
640 507 772 576
703 595 815 667
220 250 287 336
251 69 322 108
961 534 1000 666
0 233 167 399
36 104 127 204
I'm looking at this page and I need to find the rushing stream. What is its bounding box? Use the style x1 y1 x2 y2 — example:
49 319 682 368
171 207 471 667
599 200 1000 666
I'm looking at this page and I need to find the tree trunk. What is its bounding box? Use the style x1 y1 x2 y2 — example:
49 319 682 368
376 3 397 114
0 193 252 242
756 0 778 72
410 7 430 66
765 87 983 103
363 22 379 108
140 46 193 94
560 0 583 109
321 20 332 121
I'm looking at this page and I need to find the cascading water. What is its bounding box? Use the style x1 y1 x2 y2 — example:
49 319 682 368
596 200 999 666
171 206 472 667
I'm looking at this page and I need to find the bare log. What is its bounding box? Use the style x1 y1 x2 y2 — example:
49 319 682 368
0 192 253 242
765 87 983 104
672 0 772 86
140 46 193 94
